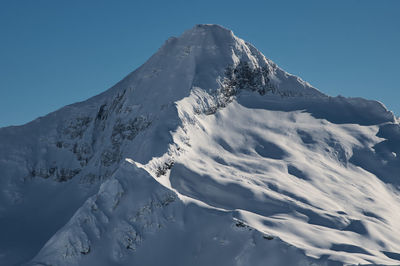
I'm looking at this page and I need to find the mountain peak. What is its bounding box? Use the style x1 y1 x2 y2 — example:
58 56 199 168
180 24 235 40
158 23 243 62
1 24 399 266
116 24 324 105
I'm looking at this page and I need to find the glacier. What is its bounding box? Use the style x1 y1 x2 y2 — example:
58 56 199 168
0 24 399 266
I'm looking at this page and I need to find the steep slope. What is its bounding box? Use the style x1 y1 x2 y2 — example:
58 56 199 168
29 161 330 266
0 24 399 266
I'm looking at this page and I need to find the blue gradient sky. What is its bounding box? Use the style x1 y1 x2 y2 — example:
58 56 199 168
1 0 399 127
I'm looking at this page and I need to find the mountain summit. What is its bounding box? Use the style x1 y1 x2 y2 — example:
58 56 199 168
1 24 399 266
96 24 324 112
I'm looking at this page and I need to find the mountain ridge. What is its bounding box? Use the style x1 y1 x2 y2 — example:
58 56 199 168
1 24 399 266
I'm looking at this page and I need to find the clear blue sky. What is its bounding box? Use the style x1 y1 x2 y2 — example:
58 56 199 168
1 0 399 127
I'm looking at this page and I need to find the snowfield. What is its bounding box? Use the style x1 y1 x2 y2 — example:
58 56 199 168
0 24 399 266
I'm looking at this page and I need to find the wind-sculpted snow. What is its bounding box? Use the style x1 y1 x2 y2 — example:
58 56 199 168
158 93 400 265
1 24 399 265
350 122 400 187
136 86 400 265
29 162 334 266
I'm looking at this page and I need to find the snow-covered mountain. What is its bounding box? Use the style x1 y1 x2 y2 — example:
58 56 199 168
1 24 399 266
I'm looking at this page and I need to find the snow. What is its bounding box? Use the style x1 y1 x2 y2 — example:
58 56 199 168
159 93 400 265
0 24 399 266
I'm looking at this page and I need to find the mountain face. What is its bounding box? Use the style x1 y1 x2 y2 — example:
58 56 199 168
1 24 399 266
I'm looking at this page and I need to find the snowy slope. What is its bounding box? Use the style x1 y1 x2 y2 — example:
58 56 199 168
1 24 399 266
